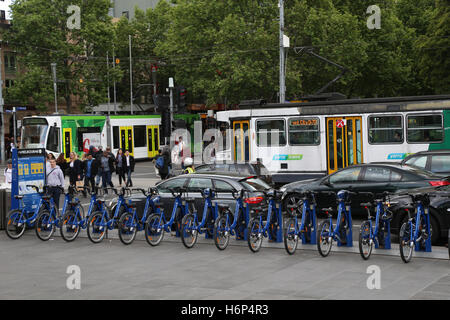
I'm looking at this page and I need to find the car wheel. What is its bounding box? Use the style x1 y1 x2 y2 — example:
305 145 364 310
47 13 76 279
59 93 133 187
283 193 303 215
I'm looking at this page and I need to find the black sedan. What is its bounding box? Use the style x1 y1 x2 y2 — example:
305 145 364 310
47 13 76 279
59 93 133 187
388 185 450 244
280 163 450 217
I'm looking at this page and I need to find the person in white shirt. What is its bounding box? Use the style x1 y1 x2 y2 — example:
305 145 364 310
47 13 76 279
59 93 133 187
4 159 12 185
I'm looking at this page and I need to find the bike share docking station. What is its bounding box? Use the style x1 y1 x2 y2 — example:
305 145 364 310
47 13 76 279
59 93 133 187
336 190 353 247
301 197 317 245
415 207 432 253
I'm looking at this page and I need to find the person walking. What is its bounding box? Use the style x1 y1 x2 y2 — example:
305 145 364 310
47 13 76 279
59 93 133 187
83 153 98 194
46 159 65 211
115 148 126 187
68 152 83 187
95 146 103 187
156 147 171 180
56 153 68 177
123 150 135 187
100 150 115 193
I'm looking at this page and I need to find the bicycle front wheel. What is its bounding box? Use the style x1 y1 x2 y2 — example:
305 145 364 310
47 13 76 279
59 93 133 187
214 214 230 251
399 222 413 263
5 210 26 240
60 209 81 242
181 214 198 249
317 220 333 257
118 212 137 245
284 218 298 255
87 211 107 244
358 221 373 260
35 210 55 241
145 213 164 246
247 217 263 253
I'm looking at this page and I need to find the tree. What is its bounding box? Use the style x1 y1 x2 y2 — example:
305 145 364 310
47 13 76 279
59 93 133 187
6 0 116 112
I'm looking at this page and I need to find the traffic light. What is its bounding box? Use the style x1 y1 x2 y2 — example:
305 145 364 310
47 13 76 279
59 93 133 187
177 86 186 110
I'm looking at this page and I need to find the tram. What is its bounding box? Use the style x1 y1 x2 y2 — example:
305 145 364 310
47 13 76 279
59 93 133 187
215 94 450 184
20 114 161 160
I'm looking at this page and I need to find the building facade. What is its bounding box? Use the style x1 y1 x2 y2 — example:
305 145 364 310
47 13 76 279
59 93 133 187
109 0 160 20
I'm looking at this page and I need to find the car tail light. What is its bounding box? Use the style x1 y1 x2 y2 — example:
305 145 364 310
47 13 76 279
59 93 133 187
429 181 450 186
244 196 264 204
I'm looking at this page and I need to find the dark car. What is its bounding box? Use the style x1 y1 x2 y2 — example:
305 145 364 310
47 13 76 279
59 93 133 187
388 185 450 244
280 163 450 217
401 149 450 177
194 162 273 186
117 173 272 222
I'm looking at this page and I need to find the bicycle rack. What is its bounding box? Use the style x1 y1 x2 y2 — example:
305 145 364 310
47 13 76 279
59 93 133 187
268 201 283 243
415 208 432 253
302 202 317 245
375 218 392 250
336 191 353 248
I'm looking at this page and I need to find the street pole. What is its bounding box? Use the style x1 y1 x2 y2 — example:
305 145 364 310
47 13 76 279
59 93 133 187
0 47 5 163
113 48 117 115
51 63 58 114
13 107 16 146
279 0 285 103
129 35 133 114
106 52 111 148
169 77 174 130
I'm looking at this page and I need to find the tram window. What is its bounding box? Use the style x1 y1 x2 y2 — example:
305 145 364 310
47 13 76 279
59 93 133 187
256 119 286 147
368 115 403 144
46 126 60 153
288 117 320 145
407 114 443 143
133 126 147 148
113 126 120 149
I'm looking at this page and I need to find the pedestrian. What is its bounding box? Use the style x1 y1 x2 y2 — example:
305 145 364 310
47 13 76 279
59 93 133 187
46 159 65 211
46 153 56 172
95 146 103 187
56 153 68 177
115 148 126 187
83 153 98 194
100 150 115 193
123 150 135 187
68 152 83 189
4 159 12 186
156 147 171 180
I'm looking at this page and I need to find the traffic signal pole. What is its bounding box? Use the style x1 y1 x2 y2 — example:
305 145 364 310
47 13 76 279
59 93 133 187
0 47 4 163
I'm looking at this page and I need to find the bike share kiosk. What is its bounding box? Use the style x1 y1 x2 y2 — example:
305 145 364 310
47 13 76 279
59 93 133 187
11 148 47 213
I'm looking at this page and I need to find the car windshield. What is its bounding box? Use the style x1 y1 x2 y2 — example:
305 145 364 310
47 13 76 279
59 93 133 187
240 178 271 191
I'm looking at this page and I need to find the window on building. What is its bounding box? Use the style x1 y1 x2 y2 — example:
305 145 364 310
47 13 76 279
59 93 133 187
122 11 129 19
256 119 286 147
288 117 320 145
407 114 443 143
0 11 5 20
368 115 403 144
133 125 147 148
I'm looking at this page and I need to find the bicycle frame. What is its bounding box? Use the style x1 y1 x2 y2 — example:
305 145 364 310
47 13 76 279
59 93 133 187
123 189 162 232
322 191 353 247
371 200 392 250
297 193 317 245
152 189 189 237
185 189 217 238
409 201 432 252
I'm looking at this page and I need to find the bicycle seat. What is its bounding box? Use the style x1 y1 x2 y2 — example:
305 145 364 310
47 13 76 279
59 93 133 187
321 207 335 215
14 195 24 200
42 195 52 201
360 203 373 208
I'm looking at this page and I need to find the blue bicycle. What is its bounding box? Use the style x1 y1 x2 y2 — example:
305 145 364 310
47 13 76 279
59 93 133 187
247 189 282 253
144 187 189 246
87 187 130 243
180 188 217 249
399 193 434 263
213 189 250 250
5 184 56 240
317 190 358 257
284 191 318 255
33 185 66 241
118 187 161 245
358 192 393 260
59 186 98 242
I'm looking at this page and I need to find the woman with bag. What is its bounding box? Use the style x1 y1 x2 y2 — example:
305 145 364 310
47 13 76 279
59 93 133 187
115 148 126 187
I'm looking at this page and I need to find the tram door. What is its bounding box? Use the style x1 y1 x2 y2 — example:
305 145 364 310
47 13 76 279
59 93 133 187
326 117 363 174
146 125 159 158
120 126 134 156
63 128 72 161
232 120 250 162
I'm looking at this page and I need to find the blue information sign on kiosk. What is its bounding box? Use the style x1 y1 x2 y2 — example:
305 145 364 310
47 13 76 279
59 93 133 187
11 148 46 211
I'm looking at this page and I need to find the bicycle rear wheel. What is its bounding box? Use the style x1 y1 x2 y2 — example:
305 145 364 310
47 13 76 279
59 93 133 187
358 221 373 260
5 210 26 240
87 211 107 244
317 220 333 257
118 212 137 245
214 214 230 250
399 222 413 263
145 213 164 246
60 209 81 242
284 218 298 255
181 214 198 249
247 217 263 253
35 210 55 241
